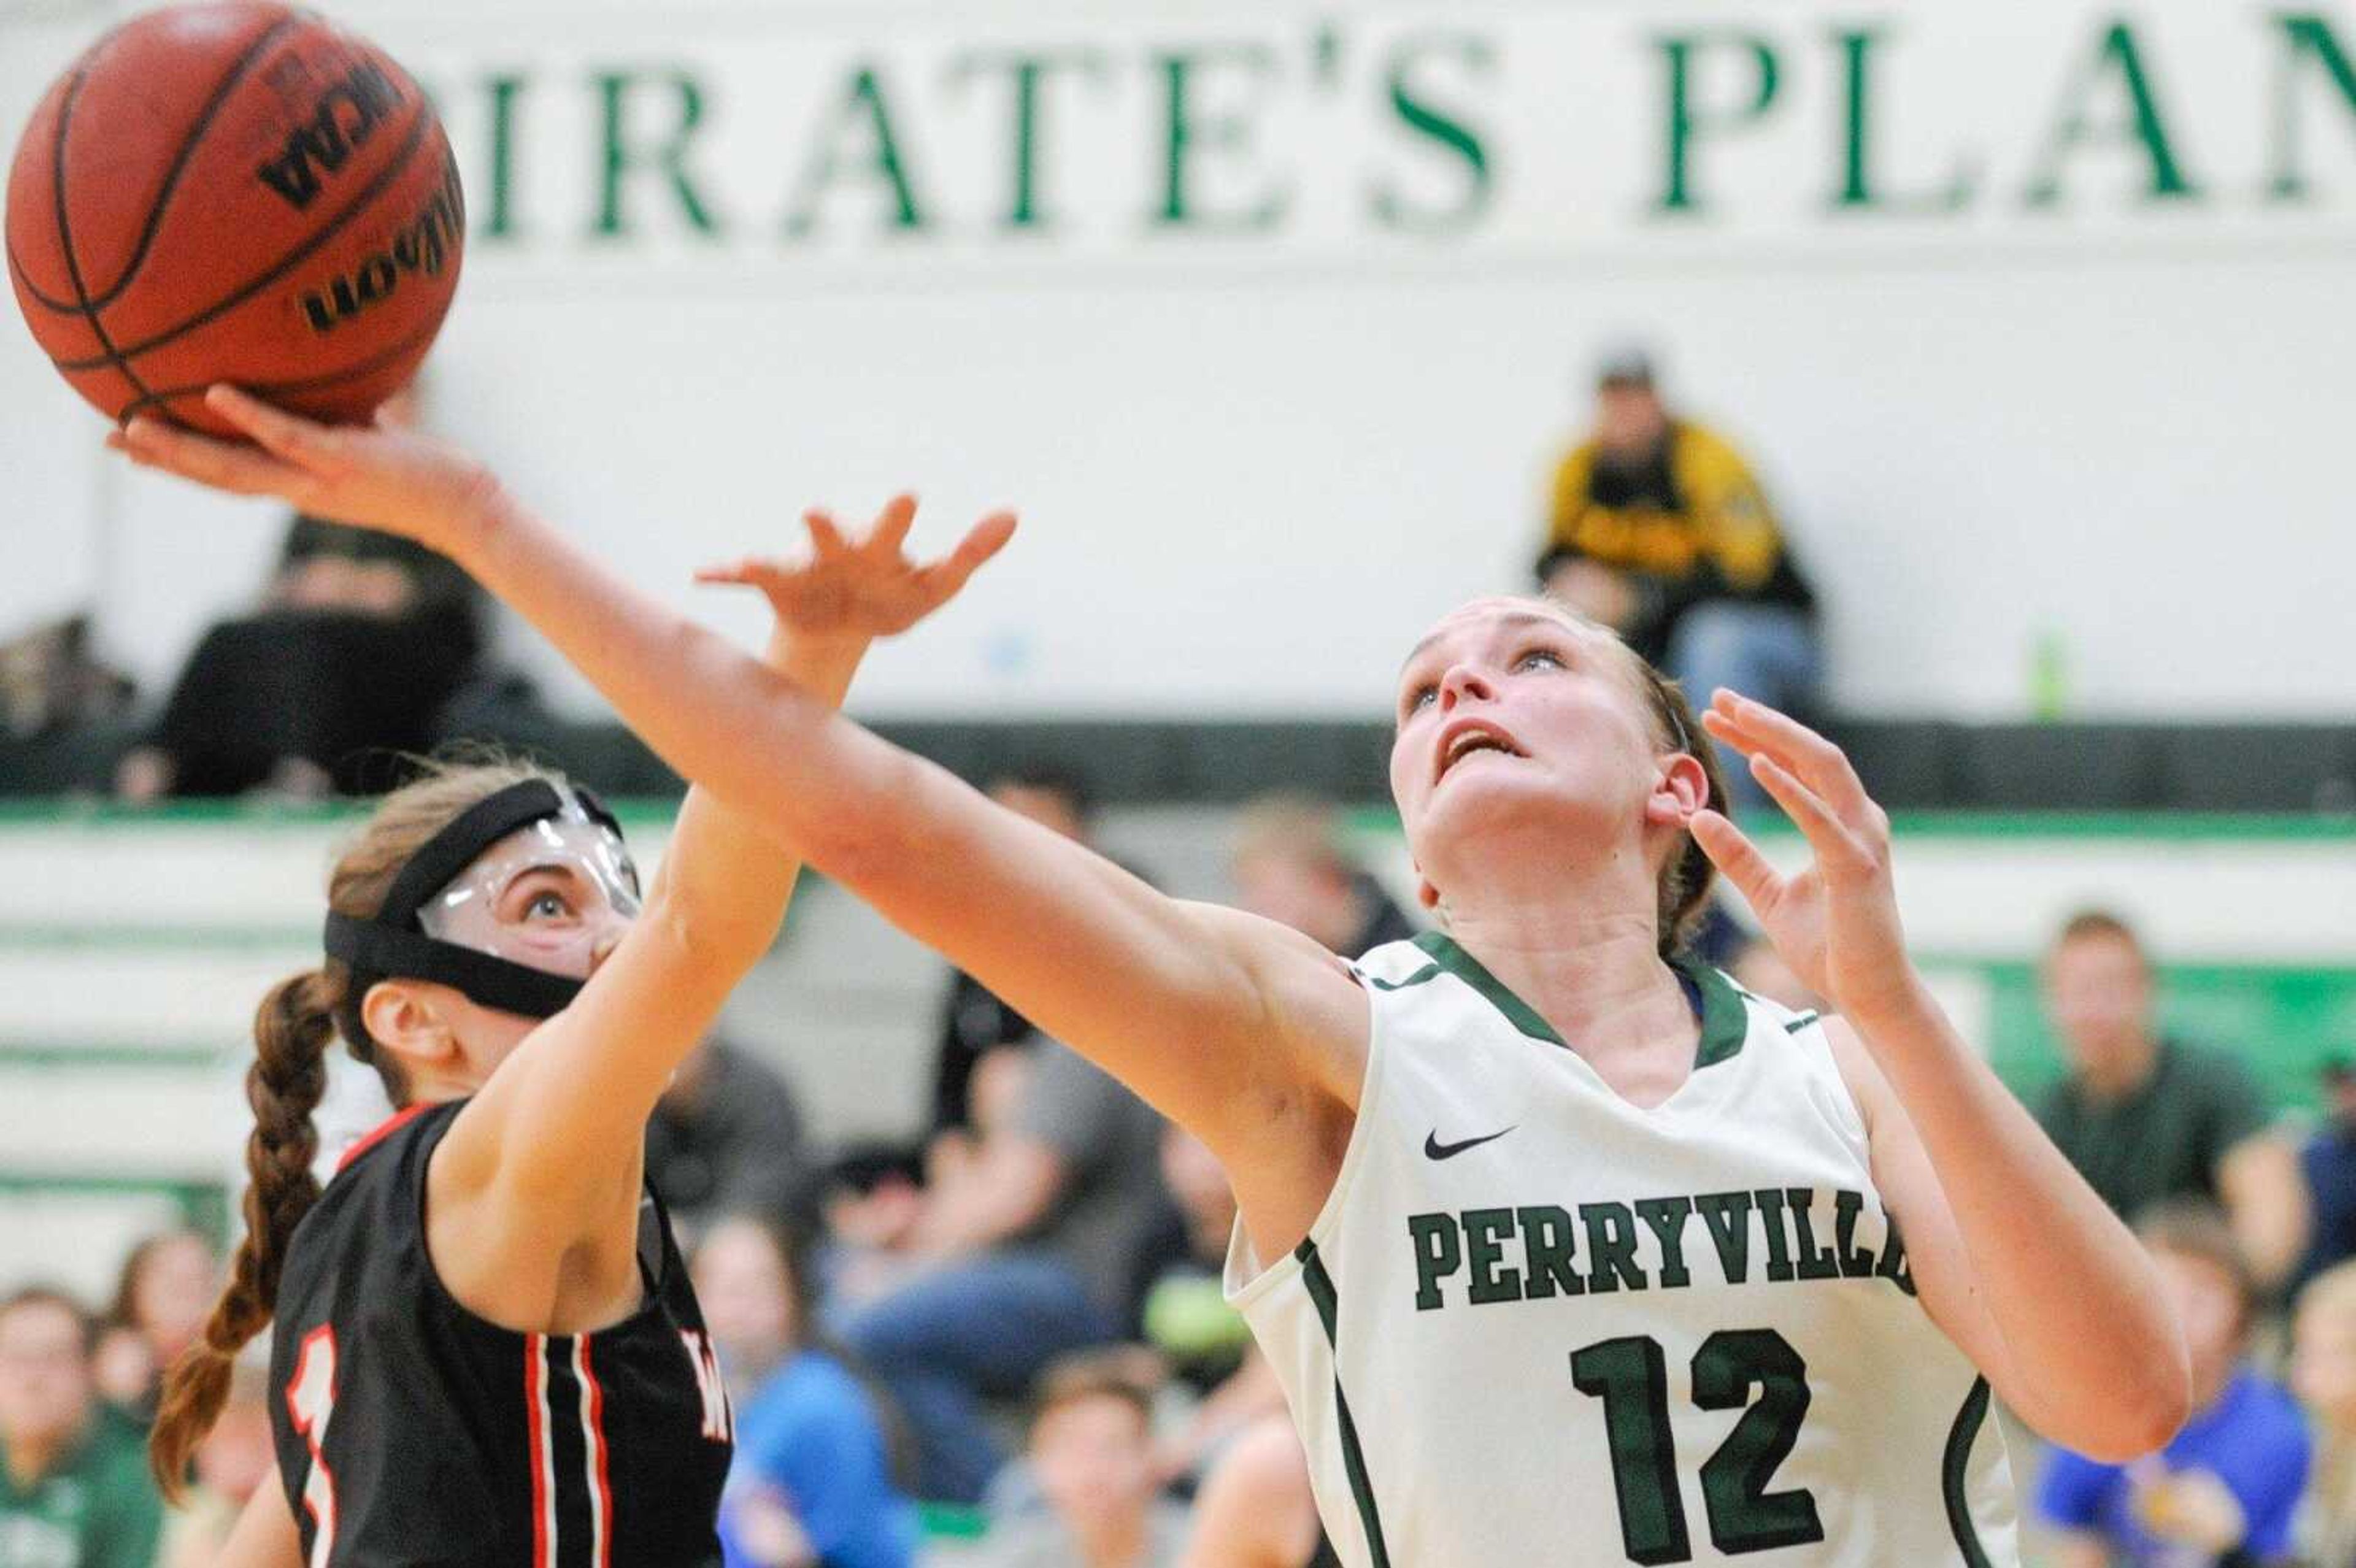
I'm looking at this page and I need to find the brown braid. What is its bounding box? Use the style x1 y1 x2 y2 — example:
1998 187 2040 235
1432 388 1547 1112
148 758 561 1497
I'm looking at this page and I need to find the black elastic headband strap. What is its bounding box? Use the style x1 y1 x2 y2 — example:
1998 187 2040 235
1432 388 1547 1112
378 779 569 929
325 777 627 1021
325 913 587 1018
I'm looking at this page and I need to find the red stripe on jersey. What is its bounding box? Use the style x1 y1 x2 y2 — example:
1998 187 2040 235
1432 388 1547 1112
580 1335 614 1568
525 1334 551 1568
334 1102 435 1174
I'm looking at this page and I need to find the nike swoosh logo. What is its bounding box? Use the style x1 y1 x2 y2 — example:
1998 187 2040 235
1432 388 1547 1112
1425 1126 1515 1161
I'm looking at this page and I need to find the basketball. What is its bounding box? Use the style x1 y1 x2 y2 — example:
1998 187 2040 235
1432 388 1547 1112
4 2 462 436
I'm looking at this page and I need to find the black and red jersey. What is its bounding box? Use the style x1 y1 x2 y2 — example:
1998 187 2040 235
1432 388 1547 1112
268 1099 733 1566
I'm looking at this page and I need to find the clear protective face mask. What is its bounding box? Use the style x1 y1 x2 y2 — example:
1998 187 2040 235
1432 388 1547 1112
415 794 642 983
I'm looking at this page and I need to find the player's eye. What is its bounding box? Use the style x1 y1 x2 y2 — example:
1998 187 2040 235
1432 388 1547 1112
1403 682 1439 718
524 890 573 921
1515 647 1565 673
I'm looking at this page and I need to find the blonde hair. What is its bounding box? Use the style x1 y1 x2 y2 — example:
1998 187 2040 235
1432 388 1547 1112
2300 1262 2356 1562
150 759 562 1497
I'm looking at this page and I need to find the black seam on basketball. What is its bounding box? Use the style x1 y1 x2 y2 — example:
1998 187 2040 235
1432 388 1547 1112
80 13 310 312
114 309 445 423
9 234 96 315
9 52 104 312
48 64 158 415
4 239 93 317
49 100 436 374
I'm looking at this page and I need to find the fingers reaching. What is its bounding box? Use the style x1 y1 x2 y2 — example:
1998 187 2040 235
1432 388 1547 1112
1701 690 1870 817
803 510 850 558
115 415 311 500
865 493 917 556
204 385 342 472
1745 752 1872 872
1687 808 1780 911
918 511 1017 607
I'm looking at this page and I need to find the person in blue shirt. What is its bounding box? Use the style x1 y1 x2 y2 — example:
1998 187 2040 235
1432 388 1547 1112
691 1213 918 1568
2039 1202 2311 1567
2295 1058 2356 1295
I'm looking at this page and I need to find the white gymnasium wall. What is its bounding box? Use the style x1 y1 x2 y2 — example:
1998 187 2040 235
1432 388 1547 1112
5 0 2355 721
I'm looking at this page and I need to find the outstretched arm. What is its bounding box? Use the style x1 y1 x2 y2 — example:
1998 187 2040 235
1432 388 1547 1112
1690 692 2189 1462
115 394 1366 1201
436 502 1012 1327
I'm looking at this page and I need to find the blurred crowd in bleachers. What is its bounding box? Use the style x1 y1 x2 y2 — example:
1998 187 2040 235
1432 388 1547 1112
11 795 2356 1568
6 347 2355 1567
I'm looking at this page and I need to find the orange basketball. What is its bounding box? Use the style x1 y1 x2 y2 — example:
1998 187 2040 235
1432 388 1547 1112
5 2 463 436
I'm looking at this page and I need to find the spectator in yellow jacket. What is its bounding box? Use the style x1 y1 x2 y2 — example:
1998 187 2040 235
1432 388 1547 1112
1537 349 1821 793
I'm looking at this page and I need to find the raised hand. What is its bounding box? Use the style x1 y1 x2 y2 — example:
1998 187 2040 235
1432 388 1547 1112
696 494 1015 640
109 385 499 553
1686 691 1920 1025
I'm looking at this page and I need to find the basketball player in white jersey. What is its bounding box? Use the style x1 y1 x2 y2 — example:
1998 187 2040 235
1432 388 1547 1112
118 388 2189 1567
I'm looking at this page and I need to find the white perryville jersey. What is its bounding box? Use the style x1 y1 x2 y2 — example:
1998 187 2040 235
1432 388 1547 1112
1225 932 2020 1568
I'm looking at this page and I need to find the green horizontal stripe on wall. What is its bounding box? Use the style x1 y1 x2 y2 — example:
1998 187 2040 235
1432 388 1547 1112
0 1042 231 1069
0 1173 232 1243
0 1172 222 1197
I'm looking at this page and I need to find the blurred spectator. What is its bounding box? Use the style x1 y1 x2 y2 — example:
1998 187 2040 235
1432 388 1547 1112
1179 1415 1335 1568
153 1359 272 1568
2038 1203 2308 1567
0 614 133 741
971 1353 1190 1568
2293 1261 2356 1562
2036 909 2308 1288
114 389 488 802
1534 347 1819 734
691 1215 918 1568
1728 931 1825 1014
818 1143 930 1314
844 1033 1170 1504
1124 1128 1285 1482
1229 796 1415 959
930 768 1096 1142
91 1228 217 1423
0 1286 161 1568
2298 1058 2356 1294
648 1035 814 1240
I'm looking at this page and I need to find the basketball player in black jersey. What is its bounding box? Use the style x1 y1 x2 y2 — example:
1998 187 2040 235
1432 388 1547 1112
142 498 1010 1567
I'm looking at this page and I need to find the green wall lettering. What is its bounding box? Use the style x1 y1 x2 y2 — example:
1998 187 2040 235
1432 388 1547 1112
2023 20 2202 206
947 48 1111 230
590 70 722 239
1657 32 1782 213
1153 44 1289 230
784 65 929 237
1828 26 1974 212
2268 13 2356 200
1372 33 1495 232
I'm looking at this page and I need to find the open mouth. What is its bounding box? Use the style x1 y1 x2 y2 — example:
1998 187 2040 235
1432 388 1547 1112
1435 723 1526 782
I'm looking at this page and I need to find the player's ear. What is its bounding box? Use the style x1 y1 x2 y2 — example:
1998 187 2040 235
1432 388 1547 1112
361 979 461 1074
1644 751 1709 829
1407 851 1442 913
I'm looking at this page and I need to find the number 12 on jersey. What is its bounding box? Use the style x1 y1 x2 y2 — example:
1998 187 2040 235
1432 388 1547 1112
1571 1329 1825 1564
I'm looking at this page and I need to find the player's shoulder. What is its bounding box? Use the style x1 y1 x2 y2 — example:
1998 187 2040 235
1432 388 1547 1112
1352 931 1442 989
288 1101 464 1273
